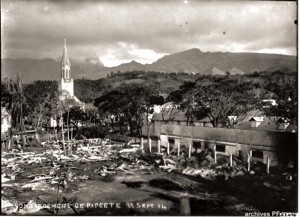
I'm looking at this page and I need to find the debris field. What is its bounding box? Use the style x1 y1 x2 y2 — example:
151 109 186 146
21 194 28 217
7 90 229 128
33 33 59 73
1 138 297 215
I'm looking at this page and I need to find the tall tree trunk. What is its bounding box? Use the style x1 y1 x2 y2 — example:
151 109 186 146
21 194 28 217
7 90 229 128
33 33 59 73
111 118 115 131
120 119 124 134
128 119 133 136
67 110 70 155
212 118 218 128
37 113 42 129
56 116 60 139
70 124 73 155
136 116 142 138
67 110 70 142
9 108 13 150
20 103 26 148
8 128 12 150
60 112 66 155
54 126 58 141
71 124 73 140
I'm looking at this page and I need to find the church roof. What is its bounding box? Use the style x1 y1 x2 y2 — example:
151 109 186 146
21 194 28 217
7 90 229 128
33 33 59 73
61 39 71 66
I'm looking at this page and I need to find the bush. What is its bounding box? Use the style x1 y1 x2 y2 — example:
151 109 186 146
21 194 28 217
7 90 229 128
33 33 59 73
76 125 107 139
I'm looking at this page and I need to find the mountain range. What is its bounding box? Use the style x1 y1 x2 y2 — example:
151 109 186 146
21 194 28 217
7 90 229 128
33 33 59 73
1 48 297 83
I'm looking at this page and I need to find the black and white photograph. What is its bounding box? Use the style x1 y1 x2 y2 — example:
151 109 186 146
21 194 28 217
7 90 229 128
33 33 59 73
1 0 298 216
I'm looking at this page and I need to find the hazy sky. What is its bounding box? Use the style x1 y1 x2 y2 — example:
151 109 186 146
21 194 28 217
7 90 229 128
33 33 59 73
1 0 297 67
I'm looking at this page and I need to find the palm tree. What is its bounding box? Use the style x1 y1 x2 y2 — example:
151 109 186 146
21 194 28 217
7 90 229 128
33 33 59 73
4 75 27 148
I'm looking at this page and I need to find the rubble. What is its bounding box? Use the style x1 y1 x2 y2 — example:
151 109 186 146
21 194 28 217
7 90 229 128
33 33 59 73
119 148 138 153
1 137 296 215
1 198 18 214
2 174 12 183
182 167 217 180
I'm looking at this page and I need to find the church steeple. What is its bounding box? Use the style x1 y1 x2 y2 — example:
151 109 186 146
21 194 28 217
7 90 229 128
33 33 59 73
60 39 71 81
59 39 74 96
61 39 71 66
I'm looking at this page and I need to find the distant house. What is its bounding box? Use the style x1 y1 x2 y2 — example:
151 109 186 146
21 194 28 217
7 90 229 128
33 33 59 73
249 117 264 128
227 116 237 122
234 110 296 133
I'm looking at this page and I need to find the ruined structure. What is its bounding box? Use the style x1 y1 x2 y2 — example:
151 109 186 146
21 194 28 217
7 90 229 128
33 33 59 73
144 109 297 166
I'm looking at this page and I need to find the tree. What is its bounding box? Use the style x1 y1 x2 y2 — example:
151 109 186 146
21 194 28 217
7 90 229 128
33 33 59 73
94 83 162 137
24 80 58 129
85 106 99 125
60 95 80 154
167 76 259 128
26 93 52 129
2 75 28 148
94 89 131 132
122 83 163 137
45 91 60 141
262 80 297 131
64 106 87 130
166 81 197 125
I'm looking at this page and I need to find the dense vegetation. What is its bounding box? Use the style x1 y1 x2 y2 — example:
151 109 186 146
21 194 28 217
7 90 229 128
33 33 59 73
74 71 197 103
1 70 297 149
73 70 297 103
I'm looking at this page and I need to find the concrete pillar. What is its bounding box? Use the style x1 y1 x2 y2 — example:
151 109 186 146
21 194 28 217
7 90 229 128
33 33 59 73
71 125 73 140
267 156 270 174
180 193 191 215
158 140 161 154
177 142 180 156
141 137 144 150
188 143 192 158
149 138 152 153
247 153 251 172
230 153 233 167
214 144 217 164
201 141 205 150
167 142 170 155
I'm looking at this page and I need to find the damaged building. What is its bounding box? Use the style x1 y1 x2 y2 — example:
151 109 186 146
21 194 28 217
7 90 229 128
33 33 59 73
143 109 297 166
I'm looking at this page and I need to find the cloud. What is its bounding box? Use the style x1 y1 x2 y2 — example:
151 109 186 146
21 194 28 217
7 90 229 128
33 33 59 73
1 0 297 67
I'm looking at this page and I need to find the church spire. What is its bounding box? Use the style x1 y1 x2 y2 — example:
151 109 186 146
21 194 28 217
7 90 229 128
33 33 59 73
61 39 71 66
59 39 73 96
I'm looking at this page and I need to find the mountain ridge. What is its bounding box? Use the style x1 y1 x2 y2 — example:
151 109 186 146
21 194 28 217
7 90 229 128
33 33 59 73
2 48 297 83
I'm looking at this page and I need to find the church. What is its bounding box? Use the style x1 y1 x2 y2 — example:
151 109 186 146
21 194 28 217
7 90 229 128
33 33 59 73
50 40 84 127
59 39 83 104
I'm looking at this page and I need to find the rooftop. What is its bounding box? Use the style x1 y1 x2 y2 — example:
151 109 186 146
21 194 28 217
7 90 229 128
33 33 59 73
152 108 296 132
